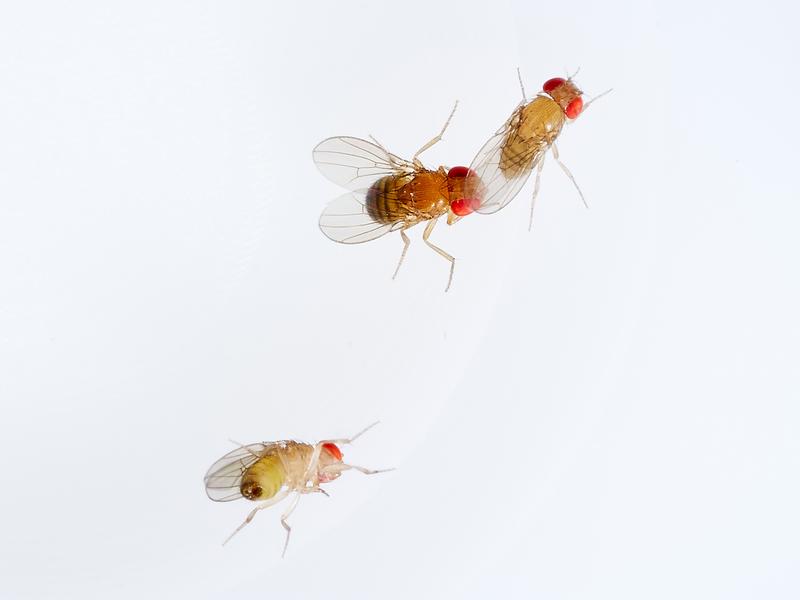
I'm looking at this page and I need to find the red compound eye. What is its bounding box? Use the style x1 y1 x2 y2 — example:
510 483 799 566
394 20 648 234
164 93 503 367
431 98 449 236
447 165 474 178
450 197 481 216
322 443 343 461
543 77 566 93
565 97 583 119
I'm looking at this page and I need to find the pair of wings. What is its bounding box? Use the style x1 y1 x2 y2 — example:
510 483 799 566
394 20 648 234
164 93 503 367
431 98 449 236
313 137 417 244
467 101 549 214
313 110 546 241
204 442 276 502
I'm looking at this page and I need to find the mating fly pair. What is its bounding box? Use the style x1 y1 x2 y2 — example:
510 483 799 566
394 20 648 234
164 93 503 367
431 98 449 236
313 72 608 290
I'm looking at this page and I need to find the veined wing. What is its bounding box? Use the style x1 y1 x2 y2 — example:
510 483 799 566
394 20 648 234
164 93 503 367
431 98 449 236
313 136 415 191
204 442 274 502
319 190 404 244
467 104 544 214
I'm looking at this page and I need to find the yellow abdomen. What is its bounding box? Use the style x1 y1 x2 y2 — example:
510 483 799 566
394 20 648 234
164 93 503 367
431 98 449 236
240 442 316 501
240 454 285 500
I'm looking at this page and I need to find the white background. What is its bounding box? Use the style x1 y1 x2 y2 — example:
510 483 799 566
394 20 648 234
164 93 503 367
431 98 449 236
1 1 798 598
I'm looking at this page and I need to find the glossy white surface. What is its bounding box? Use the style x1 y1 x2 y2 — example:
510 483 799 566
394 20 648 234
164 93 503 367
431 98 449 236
1 1 798 598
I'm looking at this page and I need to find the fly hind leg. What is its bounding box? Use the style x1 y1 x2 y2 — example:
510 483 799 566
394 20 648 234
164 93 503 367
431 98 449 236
422 218 455 292
412 101 458 167
392 226 412 281
222 488 290 546
369 134 404 170
528 157 545 231
280 493 302 557
517 67 527 101
551 142 587 209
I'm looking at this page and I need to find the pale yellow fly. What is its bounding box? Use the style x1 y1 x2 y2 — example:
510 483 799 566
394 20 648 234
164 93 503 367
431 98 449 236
204 422 391 556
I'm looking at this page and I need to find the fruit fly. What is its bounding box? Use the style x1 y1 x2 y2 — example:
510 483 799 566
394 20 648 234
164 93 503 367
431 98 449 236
313 102 483 292
204 422 390 556
467 72 609 229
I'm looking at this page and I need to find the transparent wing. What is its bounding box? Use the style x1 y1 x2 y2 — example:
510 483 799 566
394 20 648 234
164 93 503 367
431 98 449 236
313 136 415 191
319 190 404 244
204 443 273 502
467 105 544 214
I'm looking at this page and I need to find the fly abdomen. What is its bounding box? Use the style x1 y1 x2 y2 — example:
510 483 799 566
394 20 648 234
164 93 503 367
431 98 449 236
500 137 544 178
240 454 286 500
366 175 408 224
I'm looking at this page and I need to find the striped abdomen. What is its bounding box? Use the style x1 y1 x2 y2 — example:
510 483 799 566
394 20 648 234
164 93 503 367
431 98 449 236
366 170 450 224
500 96 565 179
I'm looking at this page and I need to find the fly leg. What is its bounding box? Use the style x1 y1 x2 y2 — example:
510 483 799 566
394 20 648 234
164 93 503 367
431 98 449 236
551 142 587 208
320 462 394 477
422 218 455 292
280 493 302 557
528 157 545 232
517 67 527 101
582 88 613 113
368 134 390 155
412 101 458 167
369 134 404 170
319 421 381 446
392 225 412 281
222 488 291 546
227 439 263 457
301 422 382 489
